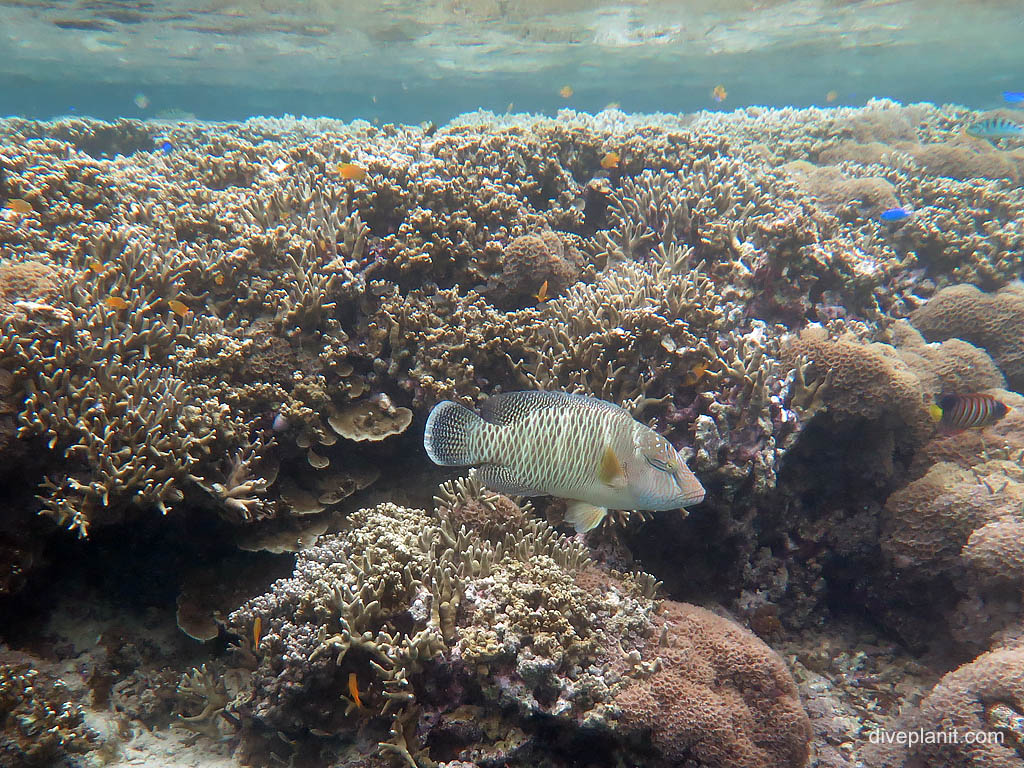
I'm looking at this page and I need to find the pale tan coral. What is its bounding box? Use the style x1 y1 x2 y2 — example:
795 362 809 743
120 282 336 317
905 647 1024 768
782 326 931 442
614 601 811 768
908 141 1020 183
910 283 1024 390
327 395 413 441
882 461 1024 579
892 320 1006 396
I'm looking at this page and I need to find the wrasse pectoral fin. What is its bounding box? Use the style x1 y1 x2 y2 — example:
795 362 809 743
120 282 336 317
566 501 607 533
598 444 627 489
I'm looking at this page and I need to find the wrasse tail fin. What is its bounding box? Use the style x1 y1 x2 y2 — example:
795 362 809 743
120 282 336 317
424 400 485 466
565 501 608 533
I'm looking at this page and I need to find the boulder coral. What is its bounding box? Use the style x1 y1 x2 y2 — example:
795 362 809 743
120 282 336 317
614 601 811 768
910 283 1024 391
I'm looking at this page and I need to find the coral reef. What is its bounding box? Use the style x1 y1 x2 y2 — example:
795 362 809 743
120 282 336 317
880 646 1024 768
1 99 1023 768
0 648 101 766
226 491 810 767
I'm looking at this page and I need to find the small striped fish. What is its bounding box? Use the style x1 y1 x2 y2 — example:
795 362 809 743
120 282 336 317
965 118 1024 140
423 391 705 533
929 393 1009 430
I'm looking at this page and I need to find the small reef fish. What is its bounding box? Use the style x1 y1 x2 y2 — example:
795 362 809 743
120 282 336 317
348 673 363 708
133 92 150 109
104 296 130 310
5 198 32 214
1002 91 1024 104
534 280 549 304
600 151 620 170
711 84 727 102
930 393 1009 430
826 90 839 103
423 391 705 533
683 362 710 387
336 162 367 181
966 117 1024 140
559 85 574 99
159 140 174 155
87 260 104 273
166 299 189 317
253 616 262 649
879 206 912 222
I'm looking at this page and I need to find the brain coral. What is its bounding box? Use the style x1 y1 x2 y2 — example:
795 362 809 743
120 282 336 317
782 327 932 482
905 646 1024 768
910 283 1024 391
892 320 1005 397
614 601 811 768
882 460 1024 580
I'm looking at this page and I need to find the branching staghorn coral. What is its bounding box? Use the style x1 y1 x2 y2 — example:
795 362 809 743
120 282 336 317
4 232 231 535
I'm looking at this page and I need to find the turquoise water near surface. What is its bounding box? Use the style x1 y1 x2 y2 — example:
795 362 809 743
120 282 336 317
1 0 1022 121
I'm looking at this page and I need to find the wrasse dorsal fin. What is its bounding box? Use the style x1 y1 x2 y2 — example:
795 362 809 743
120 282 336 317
598 444 628 489
478 390 626 425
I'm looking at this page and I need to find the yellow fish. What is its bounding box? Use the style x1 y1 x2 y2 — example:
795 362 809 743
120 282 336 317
6 198 32 214
534 280 549 304
336 162 367 181
253 616 263 649
424 391 705 533
167 299 189 317
600 151 620 170
683 362 709 387
826 90 838 103
559 85 574 99
712 84 727 102
104 296 130 310
88 260 104 273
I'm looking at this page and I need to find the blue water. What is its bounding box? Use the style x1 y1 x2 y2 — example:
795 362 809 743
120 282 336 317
2 0 1023 122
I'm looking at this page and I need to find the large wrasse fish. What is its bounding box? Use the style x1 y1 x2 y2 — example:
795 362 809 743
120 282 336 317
423 391 705 533
929 393 1009 431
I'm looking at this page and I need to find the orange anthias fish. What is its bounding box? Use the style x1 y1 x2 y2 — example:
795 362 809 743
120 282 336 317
559 85 574 99
167 299 189 317
534 280 549 304
712 84 727 103
336 162 367 181
104 296 130 310
348 672 363 708
600 151 620 170
88 260 104 273
826 90 839 103
6 198 32 214
683 362 710 387
253 616 263 649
